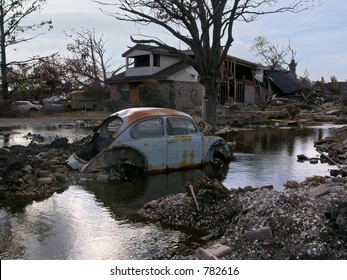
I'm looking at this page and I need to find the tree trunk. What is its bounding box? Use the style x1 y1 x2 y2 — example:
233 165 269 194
0 6 8 99
202 77 219 129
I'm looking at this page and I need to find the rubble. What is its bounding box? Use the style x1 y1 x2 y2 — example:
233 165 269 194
0 137 92 204
140 175 347 260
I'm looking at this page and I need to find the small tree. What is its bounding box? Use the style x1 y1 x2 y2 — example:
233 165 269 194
0 0 52 98
64 28 113 89
251 36 297 72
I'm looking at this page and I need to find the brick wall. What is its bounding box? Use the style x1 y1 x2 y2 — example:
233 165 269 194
158 81 204 110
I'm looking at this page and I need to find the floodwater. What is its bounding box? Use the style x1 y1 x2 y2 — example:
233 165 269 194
223 124 337 190
0 122 340 259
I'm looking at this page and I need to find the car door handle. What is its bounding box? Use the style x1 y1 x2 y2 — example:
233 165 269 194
167 139 176 143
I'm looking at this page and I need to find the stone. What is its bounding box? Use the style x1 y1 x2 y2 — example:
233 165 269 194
335 213 346 226
306 185 330 197
196 247 219 260
38 177 53 184
208 244 233 258
96 173 109 182
245 226 273 241
196 244 233 260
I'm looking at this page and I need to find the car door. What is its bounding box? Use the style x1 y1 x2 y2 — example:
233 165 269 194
128 117 167 172
165 117 204 170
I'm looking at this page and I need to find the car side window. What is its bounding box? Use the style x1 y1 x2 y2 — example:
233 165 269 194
166 117 198 135
131 118 164 138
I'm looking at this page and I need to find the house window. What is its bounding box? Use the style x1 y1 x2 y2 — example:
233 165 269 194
153 54 160 67
127 55 150 68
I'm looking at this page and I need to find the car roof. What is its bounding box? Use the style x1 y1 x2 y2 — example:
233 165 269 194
109 107 192 125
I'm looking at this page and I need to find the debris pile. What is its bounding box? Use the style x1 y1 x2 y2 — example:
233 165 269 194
0 137 89 203
139 176 347 260
314 125 347 176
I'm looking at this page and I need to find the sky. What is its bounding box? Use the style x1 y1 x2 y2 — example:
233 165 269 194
7 0 347 82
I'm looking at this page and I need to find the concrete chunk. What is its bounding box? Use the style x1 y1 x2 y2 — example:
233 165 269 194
245 226 273 241
307 185 330 197
196 244 232 260
38 177 53 184
196 247 219 260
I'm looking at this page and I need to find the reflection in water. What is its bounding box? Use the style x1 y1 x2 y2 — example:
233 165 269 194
0 125 92 147
0 184 187 260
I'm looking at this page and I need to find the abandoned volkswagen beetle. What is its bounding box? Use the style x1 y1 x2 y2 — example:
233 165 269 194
66 107 231 174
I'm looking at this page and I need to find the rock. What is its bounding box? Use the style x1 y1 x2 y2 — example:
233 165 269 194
96 173 109 182
38 177 53 184
23 165 33 172
196 247 219 260
51 137 69 148
335 213 346 226
297 154 308 161
306 185 330 197
245 226 273 241
283 180 300 189
196 244 232 260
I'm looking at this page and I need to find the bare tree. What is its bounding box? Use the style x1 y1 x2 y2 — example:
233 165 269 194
251 36 297 72
0 0 52 98
95 0 318 127
64 28 114 89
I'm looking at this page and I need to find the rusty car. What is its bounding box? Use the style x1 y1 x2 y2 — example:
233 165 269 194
66 107 231 175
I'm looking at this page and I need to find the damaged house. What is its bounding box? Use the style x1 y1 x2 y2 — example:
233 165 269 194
219 56 265 105
107 44 307 109
107 44 204 111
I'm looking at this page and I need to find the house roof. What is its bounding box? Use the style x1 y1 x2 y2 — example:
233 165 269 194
225 54 264 69
266 70 309 94
106 61 191 84
122 44 177 57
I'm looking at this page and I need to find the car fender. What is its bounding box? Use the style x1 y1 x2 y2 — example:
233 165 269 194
203 137 230 163
82 144 148 173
